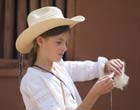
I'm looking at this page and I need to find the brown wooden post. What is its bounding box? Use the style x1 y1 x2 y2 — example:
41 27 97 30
66 0 76 60
41 0 53 7
3 0 15 58
30 0 40 12
17 0 27 36
55 0 65 15
0 0 4 58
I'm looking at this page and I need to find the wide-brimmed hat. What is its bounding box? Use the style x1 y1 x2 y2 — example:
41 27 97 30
15 6 85 54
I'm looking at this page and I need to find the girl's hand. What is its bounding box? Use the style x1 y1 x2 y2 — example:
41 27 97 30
104 59 124 76
91 74 114 96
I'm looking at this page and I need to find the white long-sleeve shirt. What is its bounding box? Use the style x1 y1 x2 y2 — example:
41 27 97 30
20 57 108 110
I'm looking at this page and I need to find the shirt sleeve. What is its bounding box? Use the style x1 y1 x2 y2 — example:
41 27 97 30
62 57 108 82
21 77 63 110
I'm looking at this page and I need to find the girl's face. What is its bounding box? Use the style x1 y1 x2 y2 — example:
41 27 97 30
37 31 70 62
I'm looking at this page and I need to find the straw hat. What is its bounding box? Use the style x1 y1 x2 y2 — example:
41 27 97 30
16 6 85 54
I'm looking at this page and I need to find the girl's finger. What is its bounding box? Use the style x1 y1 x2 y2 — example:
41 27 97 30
103 80 114 93
113 59 123 69
99 76 110 84
109 65 121 76
117 59 124 66
112 61 122 73
109 72 115 78
104 84 114 94
110 62 122 74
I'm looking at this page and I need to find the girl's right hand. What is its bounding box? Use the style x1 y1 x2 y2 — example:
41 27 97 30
91 74 114 96
77 74 115 110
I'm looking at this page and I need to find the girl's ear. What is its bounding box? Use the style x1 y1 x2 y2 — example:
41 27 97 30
36 36 44 47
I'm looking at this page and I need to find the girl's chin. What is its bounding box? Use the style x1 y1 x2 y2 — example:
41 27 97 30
53 58 62 62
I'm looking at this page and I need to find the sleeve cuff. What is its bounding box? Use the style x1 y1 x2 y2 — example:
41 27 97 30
97 57 108 77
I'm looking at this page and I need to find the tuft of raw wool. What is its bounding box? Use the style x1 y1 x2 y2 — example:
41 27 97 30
113 62 129 90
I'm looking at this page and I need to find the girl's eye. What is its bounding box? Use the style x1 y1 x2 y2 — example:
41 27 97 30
56 41 62 45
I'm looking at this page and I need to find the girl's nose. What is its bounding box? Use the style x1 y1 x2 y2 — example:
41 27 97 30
62 43 67 52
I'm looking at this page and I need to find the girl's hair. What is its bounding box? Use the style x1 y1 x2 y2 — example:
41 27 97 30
29 25 70 66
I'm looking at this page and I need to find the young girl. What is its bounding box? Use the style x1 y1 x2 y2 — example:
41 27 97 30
16 6 123 110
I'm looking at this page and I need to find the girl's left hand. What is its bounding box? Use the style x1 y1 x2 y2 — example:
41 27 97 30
104 59 124 76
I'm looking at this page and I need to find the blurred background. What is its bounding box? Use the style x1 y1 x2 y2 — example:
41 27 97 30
0 0 140 110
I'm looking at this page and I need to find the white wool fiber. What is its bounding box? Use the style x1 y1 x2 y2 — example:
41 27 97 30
114 62 129 90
